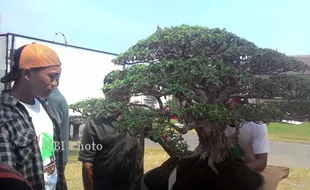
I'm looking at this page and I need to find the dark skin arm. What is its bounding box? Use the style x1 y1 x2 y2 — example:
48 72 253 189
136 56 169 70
82 162 94 190
246 153 268 172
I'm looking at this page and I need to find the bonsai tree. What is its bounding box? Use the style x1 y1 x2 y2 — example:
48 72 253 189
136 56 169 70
70 25 309 190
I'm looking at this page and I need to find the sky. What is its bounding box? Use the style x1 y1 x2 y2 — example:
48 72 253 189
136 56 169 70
0 0 309 55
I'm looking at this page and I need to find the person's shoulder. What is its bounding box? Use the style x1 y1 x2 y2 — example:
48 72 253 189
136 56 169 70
82 116 117 137
0 102 17 123
224 125 236 136
84 116 107 128
0 92 29 123
242 122 268 137
0 104 22 133
86 115 105 123
87 115 115 123
243 121 267 128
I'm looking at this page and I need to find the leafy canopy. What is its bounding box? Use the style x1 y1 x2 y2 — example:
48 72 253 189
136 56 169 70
70 24 309 158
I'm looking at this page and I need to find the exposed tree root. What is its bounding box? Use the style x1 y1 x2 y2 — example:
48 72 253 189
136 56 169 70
182 122 238 175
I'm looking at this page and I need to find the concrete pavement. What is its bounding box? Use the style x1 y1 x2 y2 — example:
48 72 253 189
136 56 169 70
145 132 310 169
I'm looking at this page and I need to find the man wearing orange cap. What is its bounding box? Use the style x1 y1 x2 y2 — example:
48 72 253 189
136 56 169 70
0 43 67 190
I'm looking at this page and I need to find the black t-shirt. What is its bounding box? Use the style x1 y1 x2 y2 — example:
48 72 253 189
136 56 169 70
78 116 144 190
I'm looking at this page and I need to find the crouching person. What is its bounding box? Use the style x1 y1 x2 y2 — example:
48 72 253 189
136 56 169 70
225 95 289 190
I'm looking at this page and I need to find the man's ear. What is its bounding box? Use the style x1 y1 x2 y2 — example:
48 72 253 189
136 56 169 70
21 69 31 80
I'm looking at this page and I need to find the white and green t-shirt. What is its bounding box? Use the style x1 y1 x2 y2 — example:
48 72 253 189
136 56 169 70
21 98 58 190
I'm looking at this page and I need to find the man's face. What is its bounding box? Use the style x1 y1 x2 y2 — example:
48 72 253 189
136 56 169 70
229 97 241 108
28 65 61 99
116 114 123 121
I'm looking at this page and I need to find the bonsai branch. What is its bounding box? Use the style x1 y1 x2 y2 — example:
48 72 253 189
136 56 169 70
169 123 184 134
148 134 182 158
192 89 209 102
156 97 164 109
215 87 234 103
181 121 197 134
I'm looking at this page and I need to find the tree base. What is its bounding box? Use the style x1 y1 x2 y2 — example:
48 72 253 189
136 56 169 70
144 157 264 190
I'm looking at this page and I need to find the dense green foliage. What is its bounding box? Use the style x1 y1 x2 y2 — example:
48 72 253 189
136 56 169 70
70 25 309 160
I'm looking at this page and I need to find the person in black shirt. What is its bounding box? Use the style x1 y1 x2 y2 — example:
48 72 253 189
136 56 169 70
78 113 144 190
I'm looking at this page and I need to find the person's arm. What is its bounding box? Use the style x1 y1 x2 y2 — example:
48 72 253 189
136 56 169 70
78 118 97 190
246 123 269 172
82 162 93 190
0 122 16 167
246 153 268 172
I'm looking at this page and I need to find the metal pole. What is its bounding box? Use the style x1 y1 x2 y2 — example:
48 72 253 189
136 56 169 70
10 35 15 67
4 34 9 90
7 35 15 90
7 32 117 56
55 32 67 45
0 14 2 34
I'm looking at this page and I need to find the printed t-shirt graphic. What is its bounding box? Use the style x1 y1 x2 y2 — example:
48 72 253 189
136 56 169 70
20 98 58 190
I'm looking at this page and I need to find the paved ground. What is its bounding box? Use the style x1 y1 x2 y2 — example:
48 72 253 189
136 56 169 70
145 132 310 169
77 124 310 169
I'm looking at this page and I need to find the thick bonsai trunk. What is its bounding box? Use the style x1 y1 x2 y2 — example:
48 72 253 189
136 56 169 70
187 122 235 174
149 121 238 174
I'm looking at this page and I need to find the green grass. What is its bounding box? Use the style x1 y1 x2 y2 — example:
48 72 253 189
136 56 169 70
267 122 310 144
278 168 310 190
65 150 83 190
